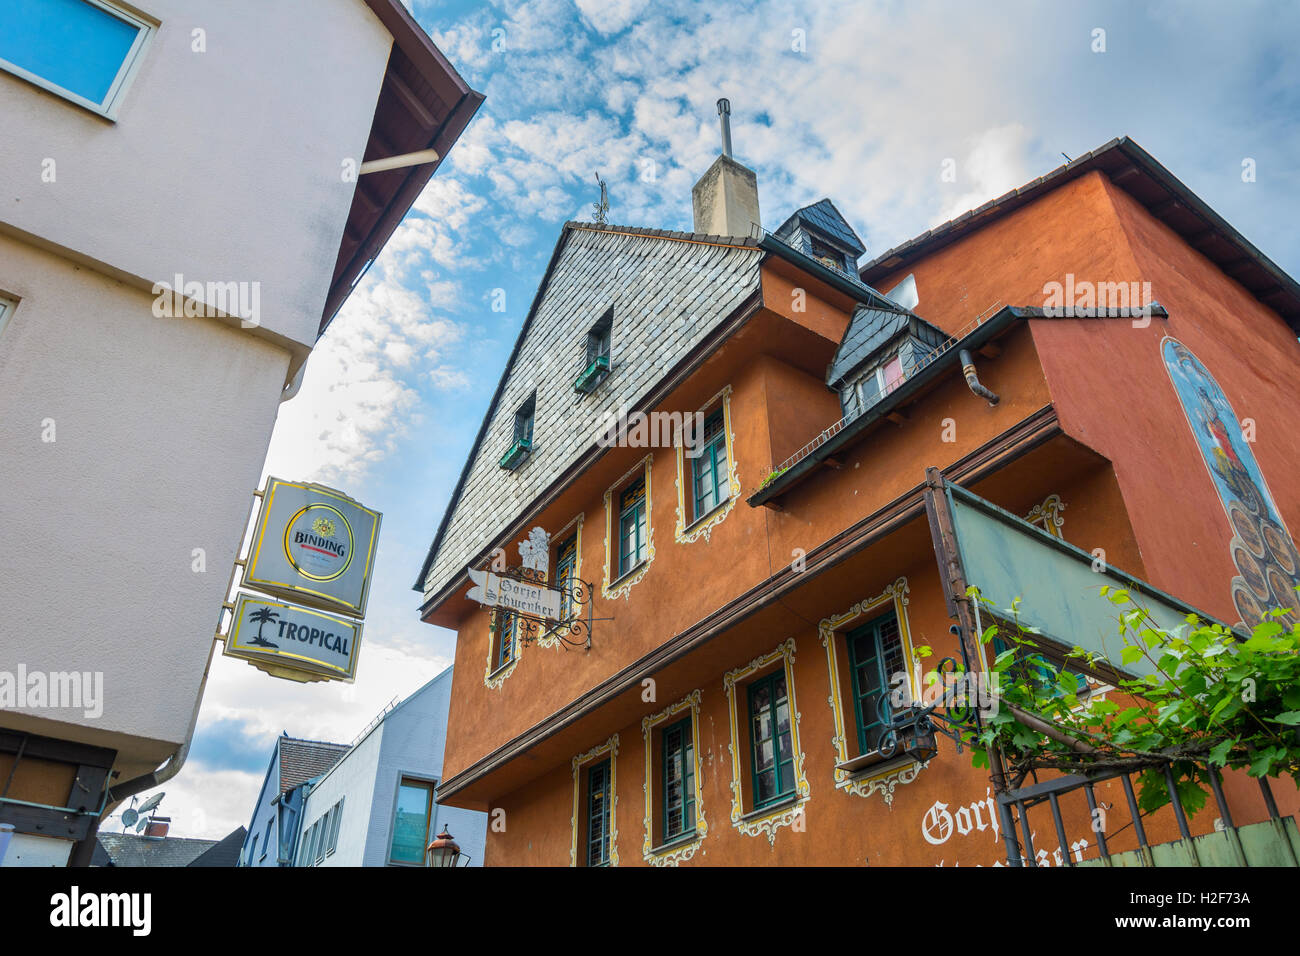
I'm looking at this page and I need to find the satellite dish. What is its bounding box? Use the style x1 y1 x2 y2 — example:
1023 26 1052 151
137 793 164 815
121 808 138 828
135 816 150 832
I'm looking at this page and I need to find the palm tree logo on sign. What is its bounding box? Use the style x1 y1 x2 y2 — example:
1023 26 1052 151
247 606 280 648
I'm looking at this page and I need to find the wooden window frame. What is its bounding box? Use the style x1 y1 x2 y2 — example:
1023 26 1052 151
819 578 930 803
747 669 797 811
691 410 729 522
617 476 647 578
602 455 654 600
640 691 706 865
722 639 809 844
570 734 619 867
845 611 907 755
674 385 738 545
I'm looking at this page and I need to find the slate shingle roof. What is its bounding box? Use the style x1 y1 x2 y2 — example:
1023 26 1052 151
96 832 219 867
188 826 247 867
278 736 349 795
417 222 763 603
774 198 865 254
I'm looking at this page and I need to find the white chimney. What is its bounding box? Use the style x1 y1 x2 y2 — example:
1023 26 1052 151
691 99 761 237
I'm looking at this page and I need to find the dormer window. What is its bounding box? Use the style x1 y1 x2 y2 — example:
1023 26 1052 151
809 237 847 274
500 394 535 470
843 352 904 419
576 310 613 393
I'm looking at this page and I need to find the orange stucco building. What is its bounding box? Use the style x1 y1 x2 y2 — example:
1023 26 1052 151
416 134 1300 866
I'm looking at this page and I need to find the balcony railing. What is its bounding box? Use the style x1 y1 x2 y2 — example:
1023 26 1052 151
996 763 1299 867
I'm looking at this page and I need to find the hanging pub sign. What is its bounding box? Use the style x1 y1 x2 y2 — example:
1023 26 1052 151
467 567 562 620
224 594 362 683
242 477 382 618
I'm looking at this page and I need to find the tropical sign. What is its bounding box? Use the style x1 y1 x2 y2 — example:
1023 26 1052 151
242 478 382 617
467 567 562 620
224 594 362 682
1162 337 1300 629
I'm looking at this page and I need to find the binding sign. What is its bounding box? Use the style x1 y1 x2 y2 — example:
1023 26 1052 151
242 478 382 618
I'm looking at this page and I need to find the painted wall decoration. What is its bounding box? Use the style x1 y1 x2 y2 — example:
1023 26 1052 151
1162 337 1300 628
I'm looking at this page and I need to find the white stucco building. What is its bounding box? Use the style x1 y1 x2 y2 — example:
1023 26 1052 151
0 0 481 867
242 667 486 868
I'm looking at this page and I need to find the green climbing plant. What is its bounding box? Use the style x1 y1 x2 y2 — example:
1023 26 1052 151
934 586 1300 818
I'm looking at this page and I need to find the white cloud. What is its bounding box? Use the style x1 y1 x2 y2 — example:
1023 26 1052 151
262 273 462 487
575 0 649 35
429 366 473 390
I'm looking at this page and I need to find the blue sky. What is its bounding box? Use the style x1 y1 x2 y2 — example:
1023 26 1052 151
133 0 1300 839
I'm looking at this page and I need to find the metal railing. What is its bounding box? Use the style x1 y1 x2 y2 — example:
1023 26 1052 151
997 764 1299 867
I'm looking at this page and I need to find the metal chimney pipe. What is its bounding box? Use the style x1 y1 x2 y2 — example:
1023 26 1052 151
716 98 732 158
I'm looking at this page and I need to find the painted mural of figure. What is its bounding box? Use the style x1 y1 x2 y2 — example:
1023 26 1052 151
1162 337 1300 629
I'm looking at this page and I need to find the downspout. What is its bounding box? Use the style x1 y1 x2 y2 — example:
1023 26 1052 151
959 348 1000 406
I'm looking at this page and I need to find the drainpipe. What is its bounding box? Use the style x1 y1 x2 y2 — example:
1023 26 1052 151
958 348 1000 406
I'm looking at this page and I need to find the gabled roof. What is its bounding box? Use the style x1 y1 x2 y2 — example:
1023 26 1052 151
415 223 763 605
188 827 248 867
775 198 866 255
859 137 1300 334
277 736 349 795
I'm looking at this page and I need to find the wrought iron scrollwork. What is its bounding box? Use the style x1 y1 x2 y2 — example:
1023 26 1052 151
877 654 984 759
479 565 601 650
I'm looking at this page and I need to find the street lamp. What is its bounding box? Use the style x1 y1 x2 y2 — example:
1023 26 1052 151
426 827 465 867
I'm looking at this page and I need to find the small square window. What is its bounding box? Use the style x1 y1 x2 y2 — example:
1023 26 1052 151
809 237 846 273
0 0 154 119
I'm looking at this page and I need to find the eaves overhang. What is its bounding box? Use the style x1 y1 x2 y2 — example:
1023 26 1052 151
860 137 1300 335
320 0 485 338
